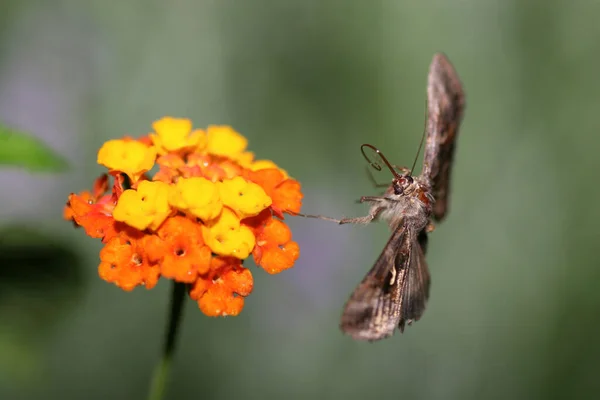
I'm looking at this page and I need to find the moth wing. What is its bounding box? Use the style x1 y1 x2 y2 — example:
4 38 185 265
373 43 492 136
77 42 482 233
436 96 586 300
398 231 431 332
421 53 465 221
340 226 413 341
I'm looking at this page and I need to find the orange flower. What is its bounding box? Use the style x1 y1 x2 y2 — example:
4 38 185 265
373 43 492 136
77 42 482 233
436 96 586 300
244 168 303 218
153 216 212 283
64 117 303 317
136 135 153 147
246 211 300 274
65 191 120 242
153 154 185 183
180 154 244 181
178 153 207 178
189 256 254 317
64 191 91 221
64 175 110 221
98 230 160 291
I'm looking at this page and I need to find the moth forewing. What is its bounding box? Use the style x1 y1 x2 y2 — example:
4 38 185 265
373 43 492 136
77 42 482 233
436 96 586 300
340 225 411 341
422 53 465 222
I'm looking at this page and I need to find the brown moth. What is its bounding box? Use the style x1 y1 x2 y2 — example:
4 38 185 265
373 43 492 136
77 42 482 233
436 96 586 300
298 53 465 341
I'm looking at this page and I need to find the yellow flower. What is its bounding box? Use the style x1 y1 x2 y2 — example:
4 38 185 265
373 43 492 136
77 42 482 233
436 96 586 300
97 139 156 182
202 207 256 259
250 159 289 179
113 181 172 231
236 151 255 167
150 117 207 153
168 177 222 221
218 177 272 219
206 125 247 158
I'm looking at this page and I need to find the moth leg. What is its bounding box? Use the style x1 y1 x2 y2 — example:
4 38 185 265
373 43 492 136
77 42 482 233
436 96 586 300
292 213 342 223
293 197 392 225
339 200 390 225
365 167 390 189
292 213 374 225
359 196 396 203
339 215 376 225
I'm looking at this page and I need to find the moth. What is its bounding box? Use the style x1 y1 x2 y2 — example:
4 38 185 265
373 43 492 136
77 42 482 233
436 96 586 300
299 53 465 341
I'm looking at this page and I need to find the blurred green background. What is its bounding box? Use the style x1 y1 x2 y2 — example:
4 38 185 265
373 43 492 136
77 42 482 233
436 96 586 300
2 0 600 399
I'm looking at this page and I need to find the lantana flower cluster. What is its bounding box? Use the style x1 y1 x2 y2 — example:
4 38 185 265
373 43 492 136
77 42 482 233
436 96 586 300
64 117 302 316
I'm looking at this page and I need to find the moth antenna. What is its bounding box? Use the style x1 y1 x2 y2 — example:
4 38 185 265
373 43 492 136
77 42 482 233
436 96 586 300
408 100 428 175
360 144 401 179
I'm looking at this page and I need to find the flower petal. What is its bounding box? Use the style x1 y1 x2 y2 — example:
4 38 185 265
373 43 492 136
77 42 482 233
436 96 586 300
218 176 272 219
190 257 254 317
206 125 247 158
202 207 256 259
113 181 172 231
168 177 222 221
150 117 207 153
97 139 156 182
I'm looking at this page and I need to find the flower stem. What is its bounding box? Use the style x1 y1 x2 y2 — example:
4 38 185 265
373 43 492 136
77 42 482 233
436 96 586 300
148 281 187 400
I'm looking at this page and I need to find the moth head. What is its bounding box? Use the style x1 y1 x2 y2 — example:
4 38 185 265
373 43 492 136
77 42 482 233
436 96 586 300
392 175 414 195
360 143 418 196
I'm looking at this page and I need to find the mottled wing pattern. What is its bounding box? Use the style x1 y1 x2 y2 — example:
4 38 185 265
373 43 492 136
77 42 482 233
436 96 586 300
398 230 431 331
421 53 465 222
340 226 412 341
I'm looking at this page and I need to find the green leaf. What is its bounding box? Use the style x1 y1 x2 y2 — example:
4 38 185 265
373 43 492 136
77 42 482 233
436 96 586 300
0 122 69 172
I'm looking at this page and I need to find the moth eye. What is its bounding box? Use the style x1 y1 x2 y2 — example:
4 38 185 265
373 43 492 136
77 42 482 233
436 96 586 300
406 176 414 184
393 184 403 195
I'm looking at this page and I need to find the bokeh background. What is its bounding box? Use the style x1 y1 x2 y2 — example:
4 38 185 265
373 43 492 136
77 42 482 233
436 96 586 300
2 0 600 399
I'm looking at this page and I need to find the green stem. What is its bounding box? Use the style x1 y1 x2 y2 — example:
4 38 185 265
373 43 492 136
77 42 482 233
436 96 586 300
148 282 187 400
